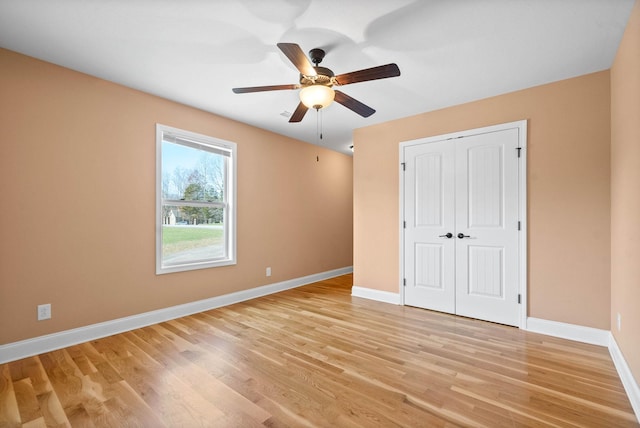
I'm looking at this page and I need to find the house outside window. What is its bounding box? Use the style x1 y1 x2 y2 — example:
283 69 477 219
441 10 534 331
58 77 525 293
156 124 236 274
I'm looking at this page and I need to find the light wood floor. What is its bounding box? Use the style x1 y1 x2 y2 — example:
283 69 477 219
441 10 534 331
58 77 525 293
0 274 637 427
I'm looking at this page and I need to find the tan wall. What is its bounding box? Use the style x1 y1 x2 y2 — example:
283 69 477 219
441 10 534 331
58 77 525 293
354 71 611 329
0 48 353 345
611 0 640 385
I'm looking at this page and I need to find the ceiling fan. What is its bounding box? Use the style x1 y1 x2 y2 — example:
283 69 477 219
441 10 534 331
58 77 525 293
232 43 401 123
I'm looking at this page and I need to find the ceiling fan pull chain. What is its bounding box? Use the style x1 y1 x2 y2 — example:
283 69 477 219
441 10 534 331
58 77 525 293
316 108 324 141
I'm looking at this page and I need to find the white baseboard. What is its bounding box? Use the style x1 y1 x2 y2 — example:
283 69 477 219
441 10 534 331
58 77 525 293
525 317 610 346
609 334 640 422
0 266 353 364
351 286 401 305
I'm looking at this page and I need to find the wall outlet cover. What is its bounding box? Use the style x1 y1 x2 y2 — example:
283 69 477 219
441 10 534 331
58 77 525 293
38 303 51 321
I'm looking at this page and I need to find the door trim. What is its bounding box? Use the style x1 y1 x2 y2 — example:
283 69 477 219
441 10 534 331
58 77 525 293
399 120 528 328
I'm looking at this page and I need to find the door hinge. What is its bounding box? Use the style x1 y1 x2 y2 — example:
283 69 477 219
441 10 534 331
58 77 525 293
403 278 407 286
401 162 406 171
516 147 522 158
518 294 521 304
403 221 406 229
518 221 521 231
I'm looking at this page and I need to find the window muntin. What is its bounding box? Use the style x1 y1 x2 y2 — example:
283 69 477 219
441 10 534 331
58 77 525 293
156 125 236 274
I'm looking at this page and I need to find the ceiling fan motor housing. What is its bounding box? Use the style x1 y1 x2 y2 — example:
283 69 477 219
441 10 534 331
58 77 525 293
300 66 334 87
300 48 334 88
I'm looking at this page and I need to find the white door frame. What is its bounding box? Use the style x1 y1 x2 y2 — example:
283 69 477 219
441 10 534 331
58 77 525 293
399 120 528 328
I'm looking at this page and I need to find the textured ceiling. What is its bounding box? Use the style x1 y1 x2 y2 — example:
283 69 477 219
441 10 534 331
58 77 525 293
0 0 634 154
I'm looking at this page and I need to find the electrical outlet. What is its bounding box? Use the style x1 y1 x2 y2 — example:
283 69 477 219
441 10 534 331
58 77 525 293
38 303 51 321
617 313 621 331
266 267 271 277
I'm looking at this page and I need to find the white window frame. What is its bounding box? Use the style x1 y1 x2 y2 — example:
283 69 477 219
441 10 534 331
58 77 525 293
156 124 237 274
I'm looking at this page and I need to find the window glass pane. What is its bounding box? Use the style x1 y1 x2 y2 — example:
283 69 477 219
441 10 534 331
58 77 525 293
157 124 236 274
162 141 225 202
162 204 226 265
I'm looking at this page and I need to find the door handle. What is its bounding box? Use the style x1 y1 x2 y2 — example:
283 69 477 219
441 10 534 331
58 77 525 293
439 233 453 238
457 233 471 239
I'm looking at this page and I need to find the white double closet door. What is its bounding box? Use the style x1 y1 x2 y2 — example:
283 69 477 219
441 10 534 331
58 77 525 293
402 124 523 327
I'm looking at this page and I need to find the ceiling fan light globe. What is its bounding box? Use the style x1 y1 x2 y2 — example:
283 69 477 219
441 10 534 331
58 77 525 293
300 85 335 109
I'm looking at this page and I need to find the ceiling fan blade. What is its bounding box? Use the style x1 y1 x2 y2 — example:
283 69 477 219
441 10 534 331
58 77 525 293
289 102 309 123
334 90 376 118
277 43 317 77
232 84 299 94
334 63 400 86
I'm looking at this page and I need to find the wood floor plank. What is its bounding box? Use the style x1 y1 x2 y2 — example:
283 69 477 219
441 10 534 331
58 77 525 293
20 417 47 428
12 379 41 425
35 390 69 427
0 274 637 427
0 364 21 427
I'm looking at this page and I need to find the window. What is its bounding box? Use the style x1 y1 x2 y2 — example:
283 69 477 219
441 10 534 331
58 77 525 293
156 124 236 274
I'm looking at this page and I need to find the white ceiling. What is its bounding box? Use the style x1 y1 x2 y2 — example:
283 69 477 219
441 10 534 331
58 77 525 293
0 0 634 154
